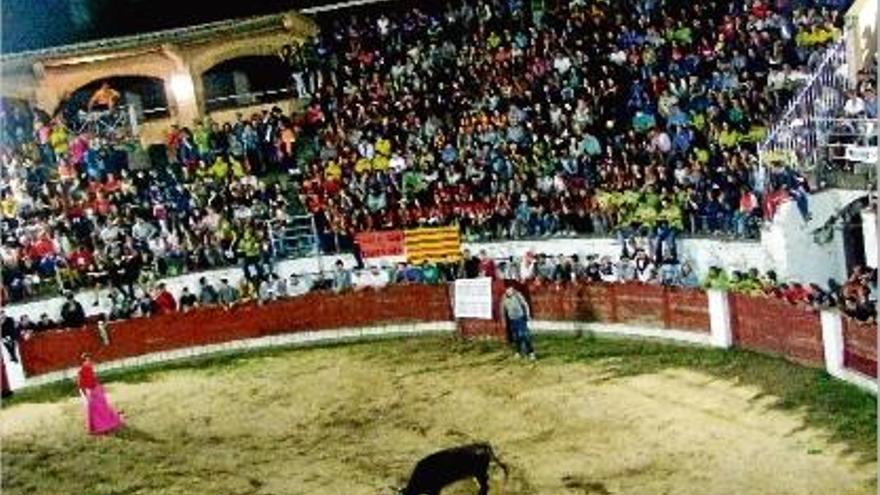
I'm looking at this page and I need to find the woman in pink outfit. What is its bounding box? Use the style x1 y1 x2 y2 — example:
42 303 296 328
77 354 124 435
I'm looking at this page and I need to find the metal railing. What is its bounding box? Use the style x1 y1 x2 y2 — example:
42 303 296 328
814 117 878 188
758 38 852 176
203 87 294 111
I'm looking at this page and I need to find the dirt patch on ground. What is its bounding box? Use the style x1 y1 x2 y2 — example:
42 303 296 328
2 338 875 494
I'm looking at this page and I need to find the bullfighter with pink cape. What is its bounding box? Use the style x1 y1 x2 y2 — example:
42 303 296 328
77 353 124 435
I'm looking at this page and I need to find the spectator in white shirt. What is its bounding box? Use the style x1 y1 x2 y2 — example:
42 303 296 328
288 273 312 297
356 265 390 290
553 53 572 74
649 129 672 154
599 257 618 283
843 91 866 117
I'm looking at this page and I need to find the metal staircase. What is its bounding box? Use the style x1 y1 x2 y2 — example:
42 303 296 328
274 213 319 259
758 37 877 189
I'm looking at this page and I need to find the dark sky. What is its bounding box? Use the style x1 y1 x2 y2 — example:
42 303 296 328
1 0 337 54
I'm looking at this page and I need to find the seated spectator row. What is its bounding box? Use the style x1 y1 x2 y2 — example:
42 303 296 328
1 246 873 363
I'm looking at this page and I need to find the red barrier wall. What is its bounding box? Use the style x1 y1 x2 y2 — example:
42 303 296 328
525 282 710 333
18 283 861 381
842 318 877 378
19 285 452 376
729 294 825 365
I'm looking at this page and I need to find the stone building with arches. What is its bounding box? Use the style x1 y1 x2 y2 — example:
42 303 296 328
0 9 317 144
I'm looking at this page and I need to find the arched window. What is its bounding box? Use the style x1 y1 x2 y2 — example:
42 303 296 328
59 75 170 126
202 55 290 112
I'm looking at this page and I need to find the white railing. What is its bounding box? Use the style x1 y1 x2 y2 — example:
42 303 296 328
758 38 852 174
203 87 294 107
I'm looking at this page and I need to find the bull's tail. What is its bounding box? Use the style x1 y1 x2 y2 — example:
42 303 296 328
487 445 509 479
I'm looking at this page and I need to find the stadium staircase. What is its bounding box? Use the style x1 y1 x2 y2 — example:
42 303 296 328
758 37 877 189
268 192 319 261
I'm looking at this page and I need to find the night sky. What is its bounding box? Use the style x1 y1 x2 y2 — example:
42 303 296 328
1 0 338 54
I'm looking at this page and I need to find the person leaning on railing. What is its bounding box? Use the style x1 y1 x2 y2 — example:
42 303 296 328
87 82 121 113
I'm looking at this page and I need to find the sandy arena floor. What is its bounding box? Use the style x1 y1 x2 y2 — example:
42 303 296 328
1 338 875 495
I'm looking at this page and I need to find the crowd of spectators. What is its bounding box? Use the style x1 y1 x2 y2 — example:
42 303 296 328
293 0 842 240
702 262 876 320
0 104 292 304
0 0 854 306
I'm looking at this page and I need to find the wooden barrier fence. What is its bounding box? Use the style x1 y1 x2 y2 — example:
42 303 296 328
14 282 875 384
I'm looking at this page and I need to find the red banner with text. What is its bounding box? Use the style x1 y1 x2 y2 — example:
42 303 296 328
354 231 405 258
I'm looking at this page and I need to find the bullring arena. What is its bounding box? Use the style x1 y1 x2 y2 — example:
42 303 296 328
1 0 879 493
2 283 877 494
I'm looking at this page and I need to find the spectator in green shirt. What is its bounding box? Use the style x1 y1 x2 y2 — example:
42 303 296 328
702 266 730 290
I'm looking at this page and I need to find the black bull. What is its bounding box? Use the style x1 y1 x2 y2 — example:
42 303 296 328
398 443 509 495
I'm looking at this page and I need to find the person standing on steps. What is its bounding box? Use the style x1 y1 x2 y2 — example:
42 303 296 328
501 284 536 361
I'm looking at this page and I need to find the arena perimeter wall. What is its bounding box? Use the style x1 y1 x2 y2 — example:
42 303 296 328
6 282 875 394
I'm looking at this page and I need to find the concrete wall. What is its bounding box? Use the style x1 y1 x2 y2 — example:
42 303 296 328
470 189 868 285
464 237 769 278
35 49 179 117
2 254 347 324
761 189 867 285
846 0 878 78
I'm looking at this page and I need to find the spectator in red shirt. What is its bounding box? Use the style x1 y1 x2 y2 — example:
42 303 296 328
152 283 178 315
68 246 94 271
762 185 788 220
781 282 810 305
27 234 55 262
478 250 496 278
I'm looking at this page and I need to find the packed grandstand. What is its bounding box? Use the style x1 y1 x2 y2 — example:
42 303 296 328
1 3 878 493
0 0 876 330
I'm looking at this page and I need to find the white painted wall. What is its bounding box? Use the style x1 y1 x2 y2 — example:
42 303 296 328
862 208 877 268
1 344 26 391
462 237 769 278
1 254 360 324
845 0 878 77
761 189 867 285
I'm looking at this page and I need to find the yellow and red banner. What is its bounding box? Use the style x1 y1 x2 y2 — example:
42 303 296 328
355 231 405 258
404 226 462 264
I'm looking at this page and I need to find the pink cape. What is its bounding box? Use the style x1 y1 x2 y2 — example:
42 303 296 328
83 385 124 435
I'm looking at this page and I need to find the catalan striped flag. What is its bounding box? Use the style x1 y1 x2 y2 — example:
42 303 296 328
404 226 462 264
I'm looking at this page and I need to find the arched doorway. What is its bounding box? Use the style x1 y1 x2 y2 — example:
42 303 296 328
841 197 871 274
201 55 290 112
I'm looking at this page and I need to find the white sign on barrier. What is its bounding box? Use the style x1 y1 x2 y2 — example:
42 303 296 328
454 277 493 319
844 145 878 164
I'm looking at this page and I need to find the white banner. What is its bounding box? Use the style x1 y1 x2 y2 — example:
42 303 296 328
454 277 493 319
844 145 878 164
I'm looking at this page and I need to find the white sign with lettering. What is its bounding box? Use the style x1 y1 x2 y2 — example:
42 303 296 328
454 277 493 319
